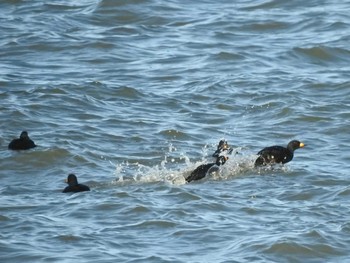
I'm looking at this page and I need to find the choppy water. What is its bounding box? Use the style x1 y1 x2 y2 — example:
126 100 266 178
1 0 350 262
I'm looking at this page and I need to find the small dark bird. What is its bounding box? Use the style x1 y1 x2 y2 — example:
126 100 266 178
186 155 228 183
8 131 36 150
62 174 90 193
212 140 233 157
254 140 305 166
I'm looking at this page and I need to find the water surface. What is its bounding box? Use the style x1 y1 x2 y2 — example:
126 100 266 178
1 0 350 262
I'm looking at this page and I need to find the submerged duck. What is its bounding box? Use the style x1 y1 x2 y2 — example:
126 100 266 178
8 131 36 150
254 140 305 166
212 139 233 157
186 155 228 183
62 174 90 193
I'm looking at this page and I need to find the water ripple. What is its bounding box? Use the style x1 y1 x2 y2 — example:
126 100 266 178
1 0 350 262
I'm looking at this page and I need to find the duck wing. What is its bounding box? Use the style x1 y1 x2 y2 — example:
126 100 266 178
186 163 215 182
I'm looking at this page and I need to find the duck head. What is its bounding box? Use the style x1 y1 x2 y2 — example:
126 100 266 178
213 140 233 157
20 131 29 139
65 173 79 186
287 140 305 152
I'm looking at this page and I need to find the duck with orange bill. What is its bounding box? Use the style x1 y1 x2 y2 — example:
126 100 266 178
254 140 305 167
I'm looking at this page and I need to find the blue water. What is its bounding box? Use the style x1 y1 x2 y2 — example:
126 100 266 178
1 0 350 262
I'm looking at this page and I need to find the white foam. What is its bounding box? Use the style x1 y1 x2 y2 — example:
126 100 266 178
112 145 261 185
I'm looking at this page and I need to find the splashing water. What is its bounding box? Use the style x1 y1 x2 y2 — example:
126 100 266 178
112 143 274 186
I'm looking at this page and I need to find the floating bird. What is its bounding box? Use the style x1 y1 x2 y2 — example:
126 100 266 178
212 139 233 157
8 131 36 150
254 140 305 166
186 155 228 183
62 174 90 193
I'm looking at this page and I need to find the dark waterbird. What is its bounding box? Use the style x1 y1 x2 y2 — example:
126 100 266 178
8 131 36 150
254 140 305 166
212 139 233 157
62 174 90 193
186 155 228 183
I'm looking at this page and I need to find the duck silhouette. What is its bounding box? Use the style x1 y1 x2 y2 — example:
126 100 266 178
254 140 305 166
186 155 228 183
212 139 233 157
62 174 90 193
8 131 36 150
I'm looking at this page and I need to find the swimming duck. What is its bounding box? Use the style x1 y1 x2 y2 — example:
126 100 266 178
62 174 90 193
186 155 228 183
212 139 233 157
254 140 305 166
8 131 36 150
